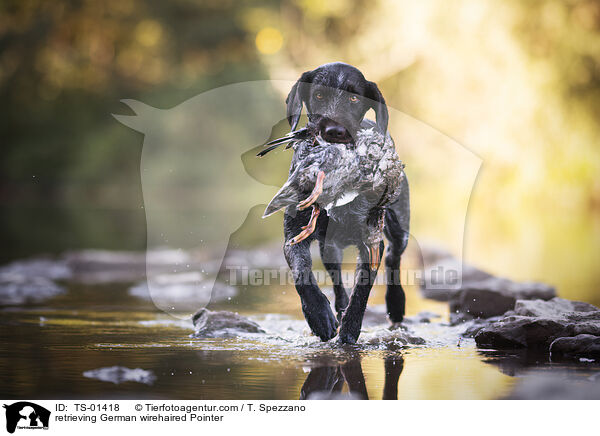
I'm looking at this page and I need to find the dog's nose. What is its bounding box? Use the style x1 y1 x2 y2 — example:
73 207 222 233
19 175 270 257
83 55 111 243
319 118 352 143
324 125 348 140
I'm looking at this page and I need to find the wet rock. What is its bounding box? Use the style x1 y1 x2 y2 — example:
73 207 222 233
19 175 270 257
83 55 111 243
0 273 65 306
362 305 441 327
419 243 493 301
513 298 598 317
549 334 600 360
61 244 285 285
449 279 556 323
222 244 287 270
192 309 265 338
403 311 442 324
83 366 156 385
361 326 427 347
475 298 600 350
0 258 72 281
460 315 505 338
63 249 208 284
503 372 600 400
129 273 236 308
419 244 556 320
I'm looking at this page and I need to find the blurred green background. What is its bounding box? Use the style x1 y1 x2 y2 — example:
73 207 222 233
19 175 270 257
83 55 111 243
1 0 599 304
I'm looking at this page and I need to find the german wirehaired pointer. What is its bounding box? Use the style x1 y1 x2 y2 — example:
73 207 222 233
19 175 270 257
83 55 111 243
271 62 410 344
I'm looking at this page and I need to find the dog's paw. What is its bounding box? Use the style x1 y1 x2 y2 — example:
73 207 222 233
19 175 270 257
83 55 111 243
387 311 404 324
337 330 358 345
302 298 338 342
388 322 406 331
338 318 361 344
385 288 405 323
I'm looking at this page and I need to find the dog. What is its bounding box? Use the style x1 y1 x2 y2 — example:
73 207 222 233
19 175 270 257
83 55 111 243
281 62 410 344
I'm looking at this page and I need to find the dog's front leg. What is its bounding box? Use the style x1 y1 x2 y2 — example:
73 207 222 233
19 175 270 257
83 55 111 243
299 366 343 400
340 358 369 399
283 211 338 341
382 355 405 400
338 241 384 344
284 240 338 341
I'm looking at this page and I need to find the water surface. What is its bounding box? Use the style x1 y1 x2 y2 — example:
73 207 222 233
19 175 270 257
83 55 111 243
2 275 598 400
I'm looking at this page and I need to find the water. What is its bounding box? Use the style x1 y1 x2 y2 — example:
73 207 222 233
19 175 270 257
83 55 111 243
2 274 597 401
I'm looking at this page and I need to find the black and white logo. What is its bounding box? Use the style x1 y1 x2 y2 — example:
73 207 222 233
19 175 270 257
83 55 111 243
3 402 50 434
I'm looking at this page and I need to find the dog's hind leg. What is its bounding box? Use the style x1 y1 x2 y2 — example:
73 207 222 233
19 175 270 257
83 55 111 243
319 241 349 321
383 207 409 323
338 241 383 344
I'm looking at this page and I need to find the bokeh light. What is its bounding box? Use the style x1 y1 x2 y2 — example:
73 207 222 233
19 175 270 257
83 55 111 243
255 27 284 54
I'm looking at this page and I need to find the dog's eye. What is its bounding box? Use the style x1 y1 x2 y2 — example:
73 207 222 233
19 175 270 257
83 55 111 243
349 95 359 103
315 92 323 100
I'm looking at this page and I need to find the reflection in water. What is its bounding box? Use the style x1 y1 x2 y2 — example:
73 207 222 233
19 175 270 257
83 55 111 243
382 356 404 400
300 355 405 400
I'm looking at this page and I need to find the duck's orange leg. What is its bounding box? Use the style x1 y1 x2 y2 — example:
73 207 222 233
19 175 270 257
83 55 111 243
298 171 325 210
288 205 320 245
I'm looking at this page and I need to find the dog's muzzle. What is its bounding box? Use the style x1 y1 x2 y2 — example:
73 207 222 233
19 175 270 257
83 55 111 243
318 118 353 143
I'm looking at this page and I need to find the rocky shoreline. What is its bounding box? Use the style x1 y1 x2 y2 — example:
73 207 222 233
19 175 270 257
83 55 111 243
420 245 600 361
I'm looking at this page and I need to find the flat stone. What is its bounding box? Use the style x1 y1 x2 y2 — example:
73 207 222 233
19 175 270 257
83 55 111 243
0 258 72 281
83 366 156 385
513 298 598 317
129 272 237 310
449 279 556 323
192 309 265 338
549 334 600 359
63 249 204 284
474 298 600 350
0 273 65 306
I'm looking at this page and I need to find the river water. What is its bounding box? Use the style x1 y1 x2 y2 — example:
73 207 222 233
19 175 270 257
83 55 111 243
2 267 598 400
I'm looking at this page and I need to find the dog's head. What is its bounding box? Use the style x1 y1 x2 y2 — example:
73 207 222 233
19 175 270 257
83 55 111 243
286 62 388 143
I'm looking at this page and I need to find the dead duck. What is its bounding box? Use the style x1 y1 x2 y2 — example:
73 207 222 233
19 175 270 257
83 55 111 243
261 121 405 268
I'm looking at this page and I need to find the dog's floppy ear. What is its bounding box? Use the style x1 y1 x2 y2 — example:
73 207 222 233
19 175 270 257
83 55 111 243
286 70 314 131
365 81 389 135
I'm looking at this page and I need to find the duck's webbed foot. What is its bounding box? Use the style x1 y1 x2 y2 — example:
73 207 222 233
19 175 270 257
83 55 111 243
298 171 325 210
288 205 320 245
